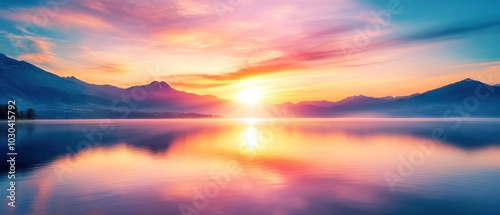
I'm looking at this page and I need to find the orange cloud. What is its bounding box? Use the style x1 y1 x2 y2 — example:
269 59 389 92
16 36 56 64
1 0 497 104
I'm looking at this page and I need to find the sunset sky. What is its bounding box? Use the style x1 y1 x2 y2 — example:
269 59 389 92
1 0 499 103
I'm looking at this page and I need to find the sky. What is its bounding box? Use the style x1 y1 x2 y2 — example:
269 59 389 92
0 0 499 103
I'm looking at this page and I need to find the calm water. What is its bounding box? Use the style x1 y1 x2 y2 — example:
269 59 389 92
1 119 500 215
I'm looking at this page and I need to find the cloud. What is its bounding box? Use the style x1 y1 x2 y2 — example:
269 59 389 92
1 8 115 33
86 62 131 74
13 36 57 64
1 0 498 103
402 19 500 43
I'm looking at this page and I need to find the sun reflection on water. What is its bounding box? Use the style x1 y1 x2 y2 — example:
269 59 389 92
244 126 258 148
3 119 500 215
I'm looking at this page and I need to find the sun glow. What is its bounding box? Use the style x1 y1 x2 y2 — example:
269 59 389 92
238 88 261 104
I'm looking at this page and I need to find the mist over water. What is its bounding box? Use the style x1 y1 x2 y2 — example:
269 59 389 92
1 119 500 215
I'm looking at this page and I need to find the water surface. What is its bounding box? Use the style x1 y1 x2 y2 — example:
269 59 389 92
1 119 500 215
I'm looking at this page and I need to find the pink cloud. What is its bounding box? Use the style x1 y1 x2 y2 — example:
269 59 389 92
1 0 481 103
3 8 114 32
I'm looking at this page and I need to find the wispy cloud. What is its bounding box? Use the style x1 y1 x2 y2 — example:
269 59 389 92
401 19 500 43
0 0 499 102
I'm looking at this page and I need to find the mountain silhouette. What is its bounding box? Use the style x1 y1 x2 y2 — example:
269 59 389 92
1 53 499 118
281 79 500 117
0 53 230 118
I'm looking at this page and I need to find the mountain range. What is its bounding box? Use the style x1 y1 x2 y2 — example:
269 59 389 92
281 78 500 117
0 53 234 118
1 53 499 118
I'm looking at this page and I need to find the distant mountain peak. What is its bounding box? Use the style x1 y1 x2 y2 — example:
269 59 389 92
64 76 89 85
149 80 170 86
456 78 481 84
432 78 485 91
144 81 173 90
339 94 371 101
441 78 489 89
462 78 475 82
346 94 363 98
380 96 396 100
0 53 20 66
0 53 17 61
65 76 79 81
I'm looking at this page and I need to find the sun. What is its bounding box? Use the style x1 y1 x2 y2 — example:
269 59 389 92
239 88 261 104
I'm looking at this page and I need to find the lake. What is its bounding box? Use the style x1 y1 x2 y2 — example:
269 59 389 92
1 119 500 215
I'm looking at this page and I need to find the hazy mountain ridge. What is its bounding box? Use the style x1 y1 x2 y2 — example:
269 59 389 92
1 53 499 118
283 78 500 117
292 94 420 108
0 53 230 118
